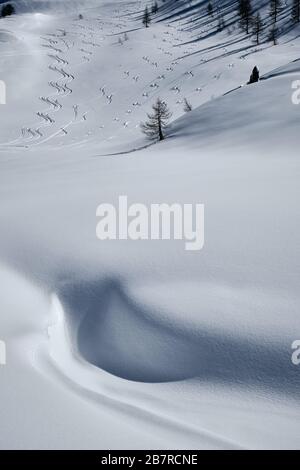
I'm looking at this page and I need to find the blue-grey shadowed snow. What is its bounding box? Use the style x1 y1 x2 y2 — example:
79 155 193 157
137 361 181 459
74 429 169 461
57 278 300 390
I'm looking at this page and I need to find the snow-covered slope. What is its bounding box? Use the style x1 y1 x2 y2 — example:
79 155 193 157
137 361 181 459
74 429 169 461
0 0 300 449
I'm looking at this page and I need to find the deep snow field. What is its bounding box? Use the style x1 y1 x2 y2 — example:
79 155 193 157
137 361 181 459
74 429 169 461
0 0 300 449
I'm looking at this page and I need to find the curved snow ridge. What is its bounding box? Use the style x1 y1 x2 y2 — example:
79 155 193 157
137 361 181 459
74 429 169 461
41 293 245 450
261 58 300 81
50 278 300 391
0 29 19 43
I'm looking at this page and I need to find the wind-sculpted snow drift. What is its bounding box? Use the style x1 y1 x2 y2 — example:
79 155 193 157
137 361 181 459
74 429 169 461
54 279 299 389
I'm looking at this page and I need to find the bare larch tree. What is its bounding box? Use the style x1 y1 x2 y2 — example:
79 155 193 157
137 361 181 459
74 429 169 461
141 98 172 141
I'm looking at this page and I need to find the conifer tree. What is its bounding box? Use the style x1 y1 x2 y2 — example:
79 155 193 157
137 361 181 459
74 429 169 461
252 12 263 44
291 0 300 23
152 1 158 14
143 6 151 28
141 98 172 141
1 3 15 17
238 0 253 34
269 24 278 44
269 0 282 23
207 2 213 16
248 65 259 84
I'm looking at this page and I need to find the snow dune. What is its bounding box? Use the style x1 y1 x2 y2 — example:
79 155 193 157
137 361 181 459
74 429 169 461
52 278 298 389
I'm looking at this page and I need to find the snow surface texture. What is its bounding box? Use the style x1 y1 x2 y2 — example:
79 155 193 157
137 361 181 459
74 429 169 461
0 0 300 449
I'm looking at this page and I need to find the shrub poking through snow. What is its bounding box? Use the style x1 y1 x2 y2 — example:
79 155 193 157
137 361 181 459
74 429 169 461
217 12 226 31
183 98 193 112
1 4 15 17
141 98 172 141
